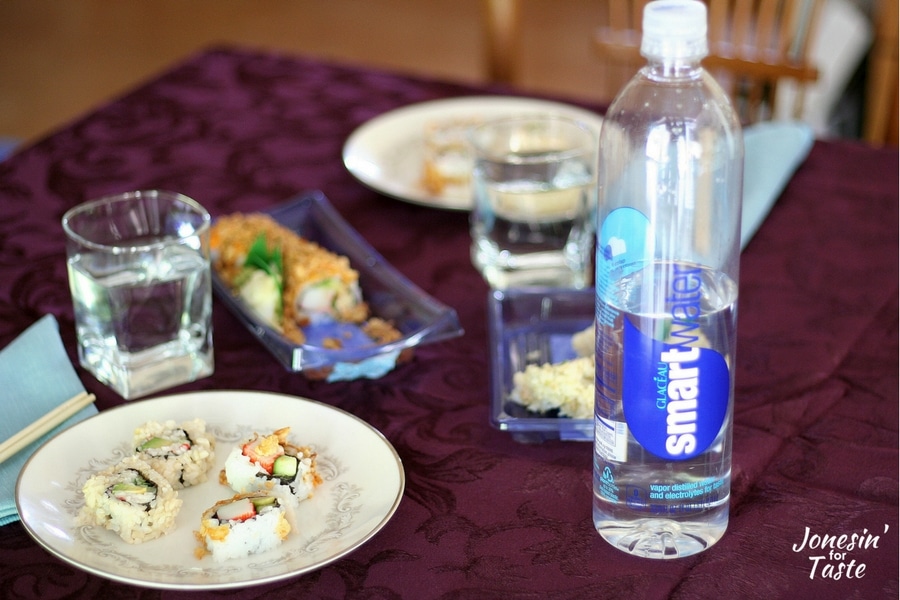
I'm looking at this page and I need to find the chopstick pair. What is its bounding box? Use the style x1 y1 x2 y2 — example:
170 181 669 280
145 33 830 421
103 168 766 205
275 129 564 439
0 391 96 465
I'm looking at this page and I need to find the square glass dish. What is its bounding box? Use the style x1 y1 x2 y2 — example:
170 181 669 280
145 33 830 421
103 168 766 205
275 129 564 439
488 287 594 442
211 191 463 379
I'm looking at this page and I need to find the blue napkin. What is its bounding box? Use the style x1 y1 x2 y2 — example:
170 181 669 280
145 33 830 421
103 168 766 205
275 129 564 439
0 314 98 525
741 121 814 250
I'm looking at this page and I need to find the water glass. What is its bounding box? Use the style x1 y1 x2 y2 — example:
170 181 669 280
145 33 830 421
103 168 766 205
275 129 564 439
469 115 597 289
62 190 214 399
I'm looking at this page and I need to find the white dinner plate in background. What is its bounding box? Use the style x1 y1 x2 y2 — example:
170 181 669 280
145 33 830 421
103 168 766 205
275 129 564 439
342 96 604 210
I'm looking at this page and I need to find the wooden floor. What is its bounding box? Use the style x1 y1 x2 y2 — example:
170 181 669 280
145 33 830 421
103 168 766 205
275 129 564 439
0 0 611 144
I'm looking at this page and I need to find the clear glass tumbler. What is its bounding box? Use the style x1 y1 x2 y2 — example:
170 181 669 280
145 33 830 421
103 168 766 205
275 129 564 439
62 190 214 399
469 115 598 289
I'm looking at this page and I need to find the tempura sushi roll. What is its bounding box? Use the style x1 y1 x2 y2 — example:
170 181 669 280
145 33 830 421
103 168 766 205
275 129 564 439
210 213 368 344
78 456 182 544
133 418 216 489
221 427 321 505
195 492 293 562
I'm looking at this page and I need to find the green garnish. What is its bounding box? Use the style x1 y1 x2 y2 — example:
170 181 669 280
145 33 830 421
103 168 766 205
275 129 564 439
244 234 284 289
234 234 285 326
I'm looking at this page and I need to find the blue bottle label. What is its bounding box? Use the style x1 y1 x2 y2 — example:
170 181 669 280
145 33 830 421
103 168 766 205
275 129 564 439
622 318 729 460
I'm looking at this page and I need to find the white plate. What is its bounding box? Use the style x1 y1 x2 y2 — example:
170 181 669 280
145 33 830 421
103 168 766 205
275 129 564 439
342 95 604 210
15 391 405 590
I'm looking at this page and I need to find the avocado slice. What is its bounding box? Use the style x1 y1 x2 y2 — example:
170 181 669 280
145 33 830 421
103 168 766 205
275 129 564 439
139 436 173 450
111 483 148 494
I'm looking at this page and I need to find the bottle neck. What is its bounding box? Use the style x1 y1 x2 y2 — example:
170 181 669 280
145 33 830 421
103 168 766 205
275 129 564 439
643 56 705 81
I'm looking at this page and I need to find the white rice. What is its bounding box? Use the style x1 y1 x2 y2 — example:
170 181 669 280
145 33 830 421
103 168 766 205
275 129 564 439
196 494 293 562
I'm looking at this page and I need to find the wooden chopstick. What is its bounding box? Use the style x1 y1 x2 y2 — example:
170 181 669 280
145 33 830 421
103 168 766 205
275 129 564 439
0 391 96 465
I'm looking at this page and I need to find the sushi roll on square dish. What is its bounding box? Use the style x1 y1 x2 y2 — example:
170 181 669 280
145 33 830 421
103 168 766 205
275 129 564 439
195 492 293 562
78 456 182 544
221 427 321 505
133 419 216 489
210 213 369 344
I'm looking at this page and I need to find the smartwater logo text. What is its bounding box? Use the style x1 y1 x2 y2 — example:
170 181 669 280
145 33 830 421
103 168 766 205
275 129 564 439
621 265 729 461
658 346 701 456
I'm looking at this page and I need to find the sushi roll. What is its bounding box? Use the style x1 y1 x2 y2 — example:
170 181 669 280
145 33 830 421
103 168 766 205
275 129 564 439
78 456 182 544
210 213 368 344
421 117 480 197
133 419 216 489
194 492 293 562
220 427 321 505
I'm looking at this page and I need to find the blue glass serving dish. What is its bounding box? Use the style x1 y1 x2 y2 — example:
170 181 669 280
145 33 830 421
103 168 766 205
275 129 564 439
488 287 594 442
211 191 464 379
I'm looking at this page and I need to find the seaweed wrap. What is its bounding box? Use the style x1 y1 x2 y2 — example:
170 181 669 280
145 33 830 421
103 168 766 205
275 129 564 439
133 418 216 489
194 492 293 562
221 427 321 505
78 456 182 544
210 213 368 343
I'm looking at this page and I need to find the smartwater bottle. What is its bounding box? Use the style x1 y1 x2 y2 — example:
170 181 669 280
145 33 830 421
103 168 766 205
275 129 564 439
592 0 742 559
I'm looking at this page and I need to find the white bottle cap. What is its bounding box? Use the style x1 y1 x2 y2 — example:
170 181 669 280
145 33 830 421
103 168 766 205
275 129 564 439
641 0 708 60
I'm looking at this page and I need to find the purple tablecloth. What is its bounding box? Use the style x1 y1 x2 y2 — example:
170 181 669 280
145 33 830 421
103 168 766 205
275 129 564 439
0 47 897 599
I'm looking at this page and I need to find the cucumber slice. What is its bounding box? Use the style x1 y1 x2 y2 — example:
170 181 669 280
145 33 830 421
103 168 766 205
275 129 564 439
250 495 278 510
272 455 299 478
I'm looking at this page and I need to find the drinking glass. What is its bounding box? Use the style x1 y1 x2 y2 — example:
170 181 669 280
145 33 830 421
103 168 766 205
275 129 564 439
469 115 597 289
62 190 214 399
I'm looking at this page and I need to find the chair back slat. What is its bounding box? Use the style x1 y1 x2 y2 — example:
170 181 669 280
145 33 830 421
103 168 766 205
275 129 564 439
707 1 729 50
483 0 522 84
754 0 781 58
730 0 754 52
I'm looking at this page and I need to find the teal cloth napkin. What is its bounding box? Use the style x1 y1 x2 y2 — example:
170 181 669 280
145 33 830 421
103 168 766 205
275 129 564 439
0 314 98 525
741 121 814 250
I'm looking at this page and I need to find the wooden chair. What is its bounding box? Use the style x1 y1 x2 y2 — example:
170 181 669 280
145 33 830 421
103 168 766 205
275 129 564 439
592 0 824 124
862 0 898 146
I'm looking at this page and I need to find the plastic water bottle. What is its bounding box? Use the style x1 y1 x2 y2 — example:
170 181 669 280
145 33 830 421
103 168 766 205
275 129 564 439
592 0 743 559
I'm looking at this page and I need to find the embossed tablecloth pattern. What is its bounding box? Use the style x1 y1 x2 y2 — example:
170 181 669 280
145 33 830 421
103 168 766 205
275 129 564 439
0 47 896 599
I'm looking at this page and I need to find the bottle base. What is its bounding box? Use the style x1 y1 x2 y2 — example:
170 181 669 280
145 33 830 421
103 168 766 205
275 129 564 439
595 517 727 559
